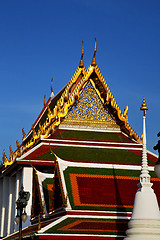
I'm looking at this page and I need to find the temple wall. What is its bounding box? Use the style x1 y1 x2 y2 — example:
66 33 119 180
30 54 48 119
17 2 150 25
0 167 33 238
7 176 16 235
22 167 33 228
0 176 9 237
14 169 22 233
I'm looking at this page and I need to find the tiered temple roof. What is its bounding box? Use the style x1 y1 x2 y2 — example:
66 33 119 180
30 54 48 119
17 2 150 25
1 40 159 240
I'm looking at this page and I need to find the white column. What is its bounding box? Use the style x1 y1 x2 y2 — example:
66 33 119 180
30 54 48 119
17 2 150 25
22 167 33 228
14 170 22 232
0 176 9 238
7 176 16 235
0 178 3 237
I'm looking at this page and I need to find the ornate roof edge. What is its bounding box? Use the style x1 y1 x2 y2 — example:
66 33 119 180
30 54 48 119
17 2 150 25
67 64 141 143
2 53 141 167
2 65 86 167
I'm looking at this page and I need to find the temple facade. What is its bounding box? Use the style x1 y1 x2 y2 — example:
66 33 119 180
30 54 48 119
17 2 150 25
0 40 159 240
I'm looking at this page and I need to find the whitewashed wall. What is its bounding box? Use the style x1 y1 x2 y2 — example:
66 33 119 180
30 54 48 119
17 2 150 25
0 167 33 238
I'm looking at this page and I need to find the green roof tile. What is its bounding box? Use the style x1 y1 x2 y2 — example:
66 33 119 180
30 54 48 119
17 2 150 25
54 130 130 142
36 146 155 165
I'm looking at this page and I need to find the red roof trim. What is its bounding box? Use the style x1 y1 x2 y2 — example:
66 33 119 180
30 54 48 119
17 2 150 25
16 160 55 166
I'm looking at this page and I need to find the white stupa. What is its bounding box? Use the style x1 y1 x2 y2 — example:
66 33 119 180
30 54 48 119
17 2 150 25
124 97 160 240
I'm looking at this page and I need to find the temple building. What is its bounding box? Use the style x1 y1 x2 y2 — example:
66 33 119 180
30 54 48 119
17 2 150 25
0 40 159 240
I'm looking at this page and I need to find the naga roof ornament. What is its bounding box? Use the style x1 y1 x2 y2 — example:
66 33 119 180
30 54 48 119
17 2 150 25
2 150 8 164
2 149 13 167
9 145 13 158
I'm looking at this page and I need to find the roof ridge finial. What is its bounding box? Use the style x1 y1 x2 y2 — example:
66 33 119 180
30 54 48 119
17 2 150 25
51 78 53 93
140 95 148 116
50 78 54 99
139 95 150 187
91 38 97 66
79 40 84 68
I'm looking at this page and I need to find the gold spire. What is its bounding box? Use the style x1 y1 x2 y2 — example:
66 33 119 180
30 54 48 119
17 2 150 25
44 94 46 107
79 40 84 68
140 95 148 116
51 78 53 93
91 38 97 66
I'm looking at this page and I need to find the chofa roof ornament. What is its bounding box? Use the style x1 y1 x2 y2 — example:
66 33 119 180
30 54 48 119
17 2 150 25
44 94 46 107
79 40 84 68
91 38 97 66
50 78 54 99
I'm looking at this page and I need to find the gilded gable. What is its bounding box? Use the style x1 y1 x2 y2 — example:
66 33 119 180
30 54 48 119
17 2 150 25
61 80 119 129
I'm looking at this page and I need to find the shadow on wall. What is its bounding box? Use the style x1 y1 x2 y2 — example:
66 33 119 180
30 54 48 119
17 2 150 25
113 168 128 239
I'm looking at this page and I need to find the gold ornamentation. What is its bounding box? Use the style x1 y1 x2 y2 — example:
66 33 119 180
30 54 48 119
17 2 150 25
91 38 97 66
124 105 128 118
2 150 8 164
79 40 84 68
8 45 142 162
44 95 46 107
32 125 36 137
61 119 119 129
22 128 26 140
47 105 51 117
140 95 148 116
9 145 13 159
16 140 20 148
39 123 44 135
2 150 13 167
16 140 21 158
38 214 41 230
64 80 118 127
51 78 53 93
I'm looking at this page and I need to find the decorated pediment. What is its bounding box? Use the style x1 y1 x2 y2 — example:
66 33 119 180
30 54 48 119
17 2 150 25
61 79 119 129
3 40 141 166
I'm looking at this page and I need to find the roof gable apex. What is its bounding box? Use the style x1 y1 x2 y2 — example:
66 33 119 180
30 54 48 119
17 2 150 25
3 60 141 167
61 79 119 129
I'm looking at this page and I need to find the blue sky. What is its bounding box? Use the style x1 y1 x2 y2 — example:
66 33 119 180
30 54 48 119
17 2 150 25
0 0 160 161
